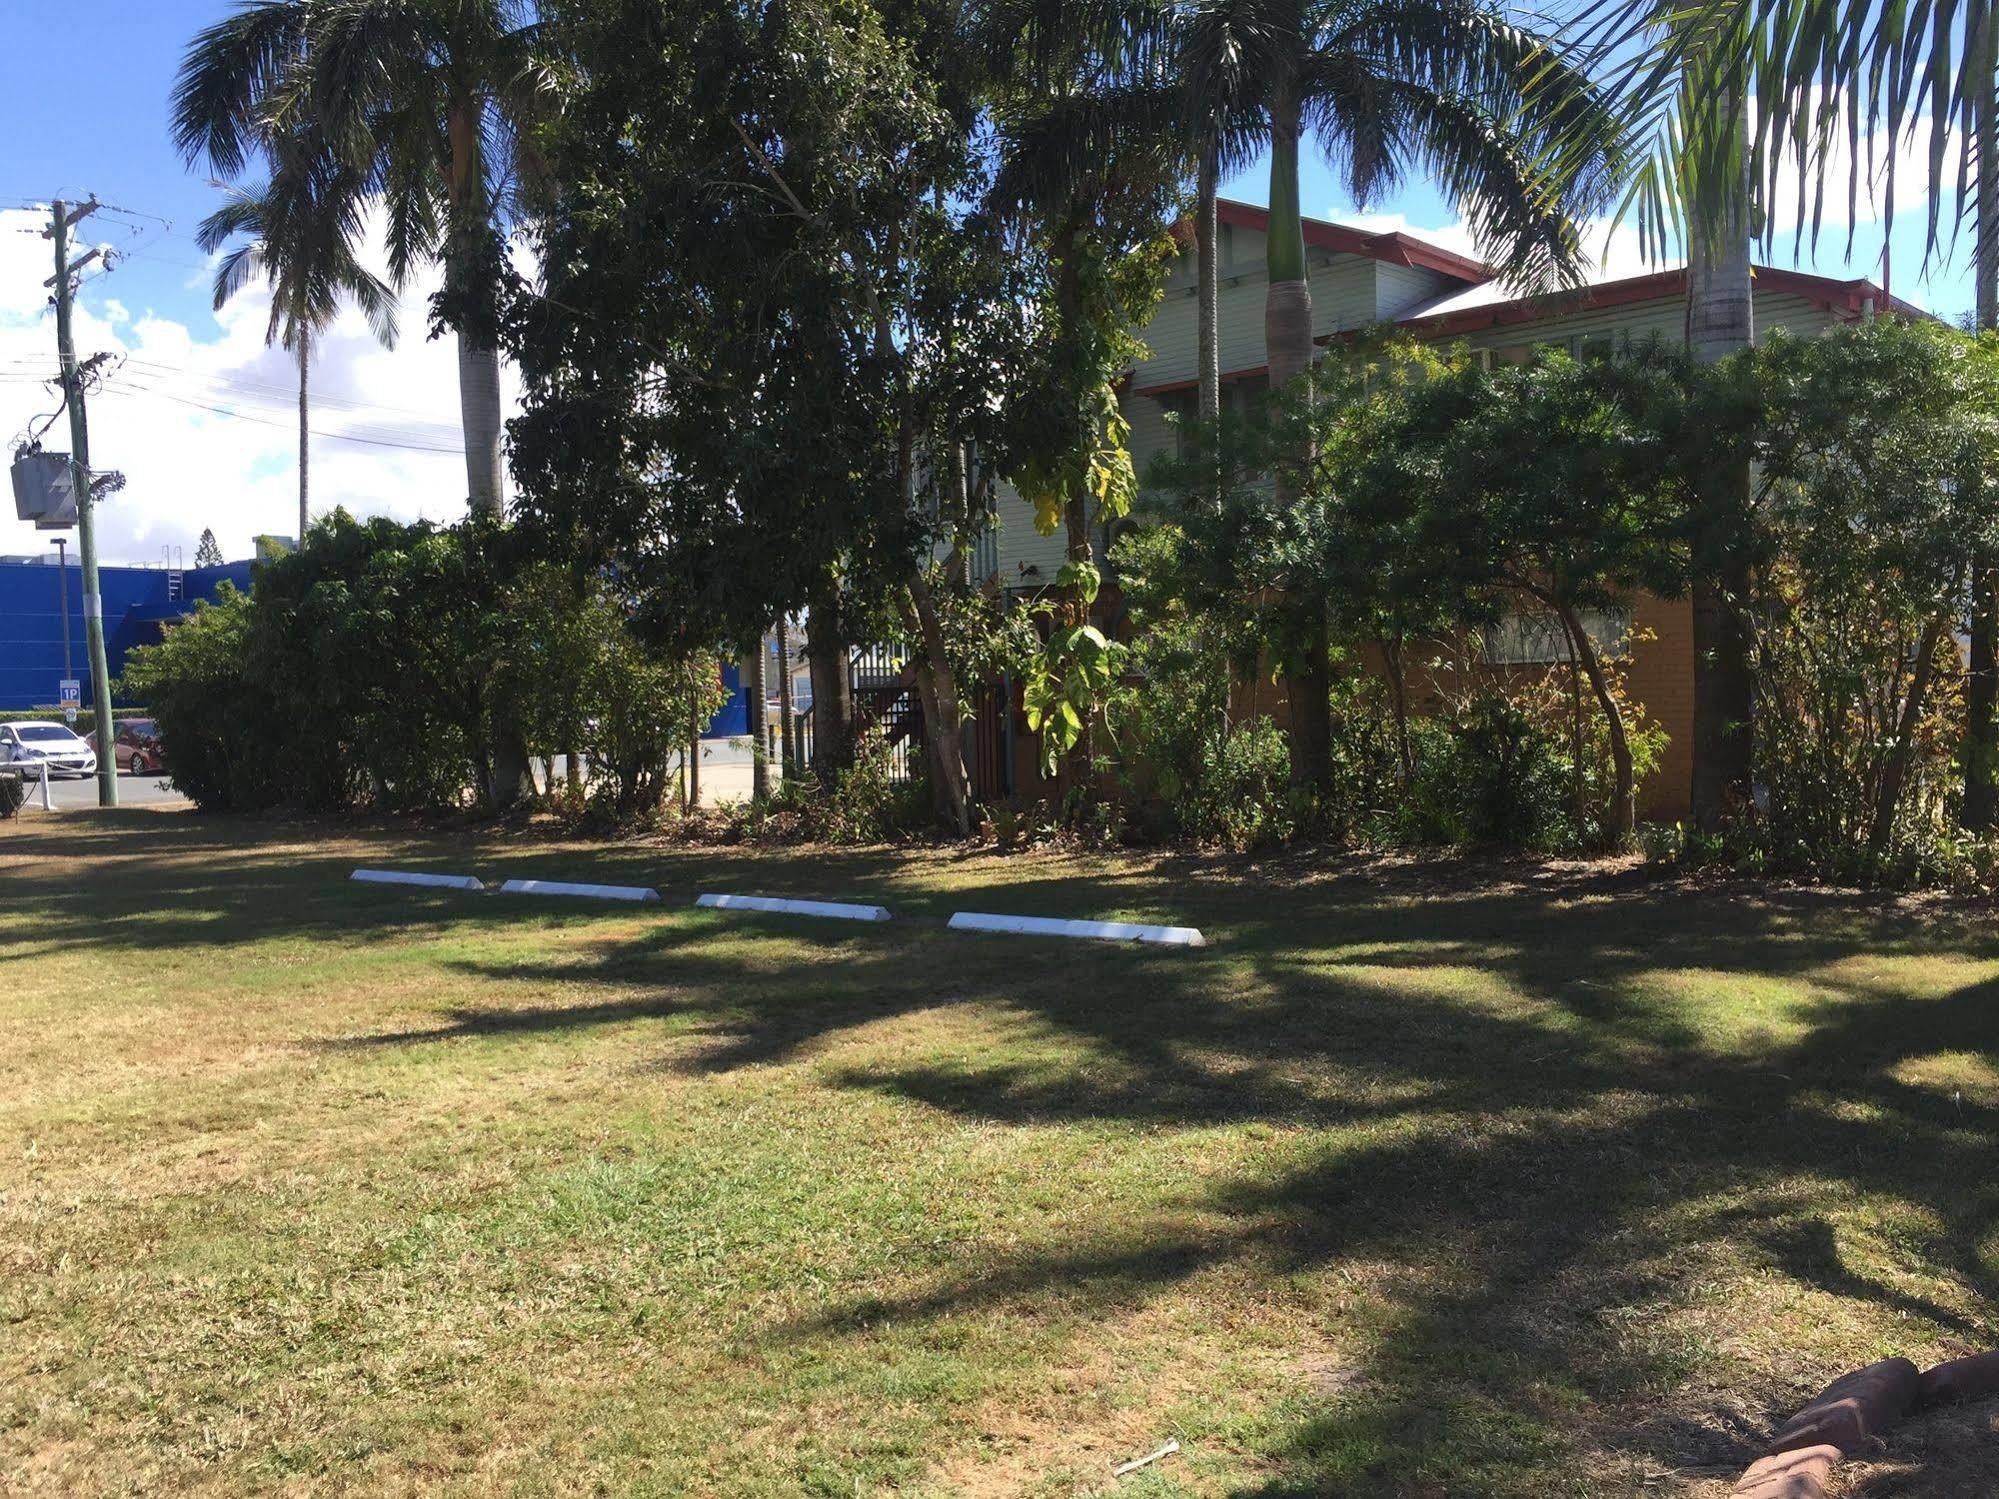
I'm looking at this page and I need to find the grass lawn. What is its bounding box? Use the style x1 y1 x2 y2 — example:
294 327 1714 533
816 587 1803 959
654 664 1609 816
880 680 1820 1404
4 812 1999 1496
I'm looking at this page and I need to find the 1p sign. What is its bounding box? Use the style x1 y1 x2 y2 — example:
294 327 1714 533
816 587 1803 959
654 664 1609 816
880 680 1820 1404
58 679 79 725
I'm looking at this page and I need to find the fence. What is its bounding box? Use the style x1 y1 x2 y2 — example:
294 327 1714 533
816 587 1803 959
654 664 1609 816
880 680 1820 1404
754 641 1022 799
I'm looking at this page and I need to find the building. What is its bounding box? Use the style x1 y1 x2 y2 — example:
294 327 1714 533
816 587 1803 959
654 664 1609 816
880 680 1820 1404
0 552 254 712
977 199 1915 817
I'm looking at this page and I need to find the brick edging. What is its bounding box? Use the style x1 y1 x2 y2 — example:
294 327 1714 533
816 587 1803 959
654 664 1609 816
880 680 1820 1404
1728 1352 1999 1497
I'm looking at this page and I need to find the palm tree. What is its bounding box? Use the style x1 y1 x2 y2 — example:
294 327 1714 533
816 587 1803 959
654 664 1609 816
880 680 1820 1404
1174 0 1623 791
197 133 396 545
172 0 554 517
1576 0 1997 829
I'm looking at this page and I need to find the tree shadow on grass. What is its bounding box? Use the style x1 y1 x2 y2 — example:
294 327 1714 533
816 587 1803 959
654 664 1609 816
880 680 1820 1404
23 817 1999 1493
369 864 1999 1491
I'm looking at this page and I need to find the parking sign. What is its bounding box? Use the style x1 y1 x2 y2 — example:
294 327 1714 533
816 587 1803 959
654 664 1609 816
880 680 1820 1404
58 678 79 725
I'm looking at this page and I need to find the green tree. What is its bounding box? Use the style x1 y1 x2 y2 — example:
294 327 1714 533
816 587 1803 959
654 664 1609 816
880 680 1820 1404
1571 2 1776 831
1748 321 1999 862
1171 0 1623 791
1730 0 1999 827
196 127 397 545
172 0 553 515
508 0 1037 835
977 0 1184 794
1360 344 1704 837
194 529 225 568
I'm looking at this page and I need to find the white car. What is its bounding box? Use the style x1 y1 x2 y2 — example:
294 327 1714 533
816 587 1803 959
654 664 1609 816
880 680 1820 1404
0 721 98 779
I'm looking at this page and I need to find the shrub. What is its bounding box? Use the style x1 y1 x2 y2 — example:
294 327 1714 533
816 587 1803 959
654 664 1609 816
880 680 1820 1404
1399 687 1571 848
122 514 727 818
1751 566 1964 881
119 584 283 812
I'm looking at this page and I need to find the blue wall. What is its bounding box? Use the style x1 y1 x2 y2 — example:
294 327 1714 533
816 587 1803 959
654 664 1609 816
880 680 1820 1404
0 557 756 733
0 559 254 711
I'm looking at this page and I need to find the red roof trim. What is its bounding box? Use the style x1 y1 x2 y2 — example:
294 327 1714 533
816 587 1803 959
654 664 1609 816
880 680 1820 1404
1210 199 1492 286
1130 366 1269 400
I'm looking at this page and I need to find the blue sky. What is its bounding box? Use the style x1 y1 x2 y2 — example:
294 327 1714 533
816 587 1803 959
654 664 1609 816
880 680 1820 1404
0 1 1978 564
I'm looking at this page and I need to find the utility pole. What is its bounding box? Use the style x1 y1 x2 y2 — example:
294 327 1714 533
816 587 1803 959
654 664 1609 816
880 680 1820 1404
46 198 117 807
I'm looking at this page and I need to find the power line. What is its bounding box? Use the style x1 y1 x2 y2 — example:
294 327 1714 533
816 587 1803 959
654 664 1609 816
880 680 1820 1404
115 357 465 423
106 371 464 450
95 379 464 454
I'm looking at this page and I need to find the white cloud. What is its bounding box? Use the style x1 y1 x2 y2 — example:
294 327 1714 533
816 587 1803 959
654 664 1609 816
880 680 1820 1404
0 206 520 565
1320 93 1970 310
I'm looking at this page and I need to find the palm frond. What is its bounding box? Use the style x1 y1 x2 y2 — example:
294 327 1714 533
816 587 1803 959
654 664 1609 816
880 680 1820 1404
170 0 310 175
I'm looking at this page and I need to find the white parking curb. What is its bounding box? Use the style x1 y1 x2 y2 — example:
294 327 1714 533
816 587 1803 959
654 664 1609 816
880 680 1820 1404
696 893 892 923
946 911 1206 947
351 868 485 892
498 879 661 903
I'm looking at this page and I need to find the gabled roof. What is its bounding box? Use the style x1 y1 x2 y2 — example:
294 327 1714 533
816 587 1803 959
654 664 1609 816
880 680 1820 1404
1198 198 1493 285
1128 260 1926 399
1395 264 1925 339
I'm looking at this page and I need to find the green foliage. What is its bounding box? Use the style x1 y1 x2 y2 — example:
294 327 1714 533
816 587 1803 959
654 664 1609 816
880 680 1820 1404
1750 568 1963 878
1738 322 1999 877
925 579 1038 690
119 584 277 812
1113 523 1294 845
717 742 933 846
1022 622 1127 774
121 514 723 818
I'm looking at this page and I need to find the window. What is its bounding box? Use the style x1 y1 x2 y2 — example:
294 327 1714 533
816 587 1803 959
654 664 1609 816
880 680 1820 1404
1482 606 1631 666
1158 389 1197 460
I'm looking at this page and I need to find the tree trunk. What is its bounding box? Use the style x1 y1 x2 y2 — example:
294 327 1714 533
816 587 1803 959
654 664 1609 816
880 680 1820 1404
903 564 972 836
1964 6 1998 831
1265 74 1331 795
1869 614 1950 864
687 681 701 809
1553 598 1636 840
807 583 855 783
1263 77 1314 392
747 630 769 801
777 615 796 780
444 94 505 517
456 337 506 517
1288 612 1334 799
1685 93 1757 832
1196 148 1221 425
1384 635 1414 784
1053 241 1095 803
297 332 310 543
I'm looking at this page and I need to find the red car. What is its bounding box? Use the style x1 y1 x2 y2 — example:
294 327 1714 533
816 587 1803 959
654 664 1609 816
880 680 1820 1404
113 718 166 776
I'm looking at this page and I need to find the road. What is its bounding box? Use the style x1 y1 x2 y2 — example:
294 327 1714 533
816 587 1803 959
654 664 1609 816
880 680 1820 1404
27 769 188 811
20 737 772 814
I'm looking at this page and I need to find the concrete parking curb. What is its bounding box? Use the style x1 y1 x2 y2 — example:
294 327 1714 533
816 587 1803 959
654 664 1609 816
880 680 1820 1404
351 869 484 891
497 879 660 903
945 911 1207 946
696 893 891 922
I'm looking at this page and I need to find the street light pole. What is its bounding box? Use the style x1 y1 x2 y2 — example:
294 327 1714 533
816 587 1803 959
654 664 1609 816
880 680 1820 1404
54 537 71 687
